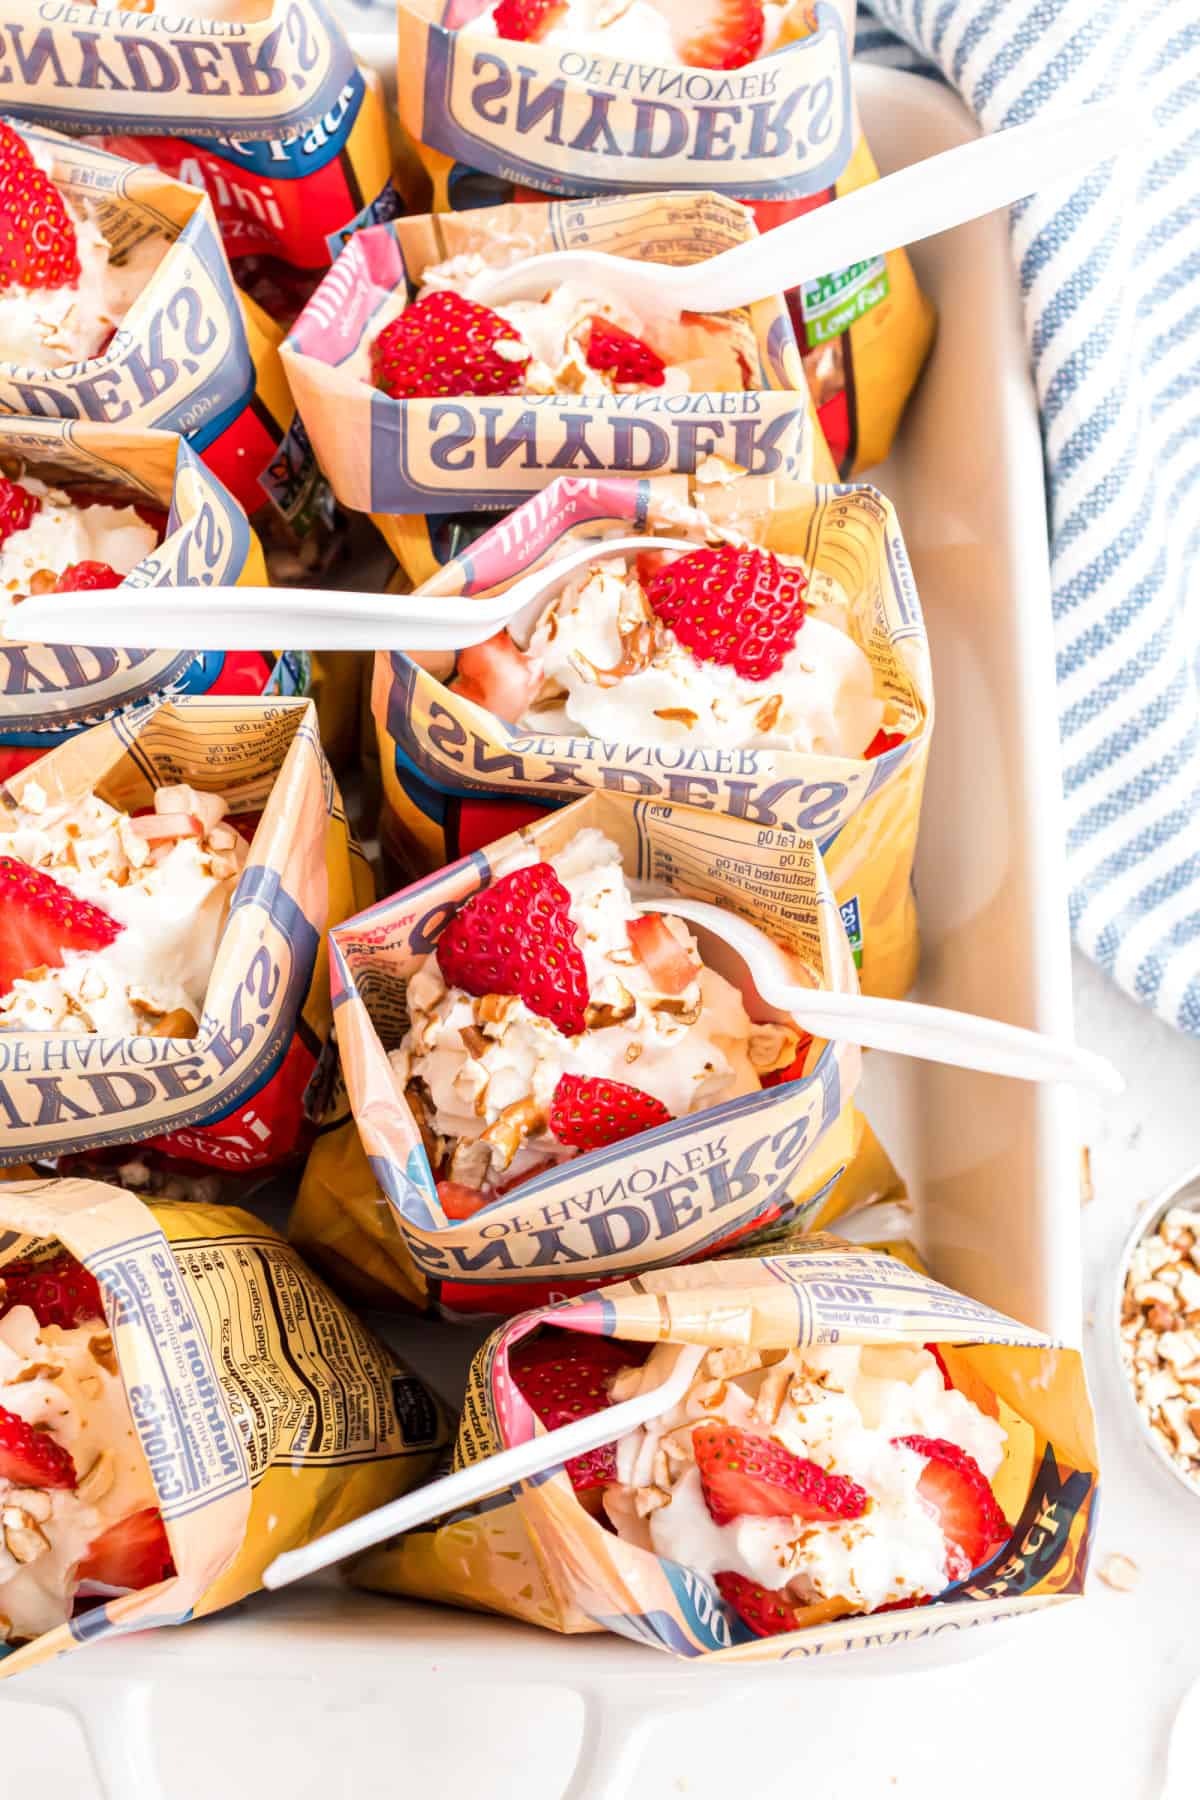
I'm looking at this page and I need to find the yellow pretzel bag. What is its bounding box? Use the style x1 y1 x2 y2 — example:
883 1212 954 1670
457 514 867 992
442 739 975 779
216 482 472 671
0 695 372 1176
0 417 318 782
0 1177 449 1678
372 472 931 1000
281 188 821 564
354 1239 1098 1659
393 0 935 475
292 789 879 1318
2 0 395 316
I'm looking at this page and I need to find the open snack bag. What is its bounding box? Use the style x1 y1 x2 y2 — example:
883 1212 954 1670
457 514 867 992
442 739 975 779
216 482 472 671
1 0 395 325
349 1241 1098 1658
292 789 879 1318
0 1176 449 1677
0 694 372 1177
372 472 931 1000
392 0 935 475
0 121 321 538
0 417 310 780
280 189 818 561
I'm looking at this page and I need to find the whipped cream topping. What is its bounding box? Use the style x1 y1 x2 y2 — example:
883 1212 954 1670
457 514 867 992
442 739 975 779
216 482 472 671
0 784 245 1037
461 0 791 63
515 551 886 756
605 1342 1008 1614
0 139 166 371
415 254 754 398
0 477 157 618
0 1301 159 1642
392 827 797 1191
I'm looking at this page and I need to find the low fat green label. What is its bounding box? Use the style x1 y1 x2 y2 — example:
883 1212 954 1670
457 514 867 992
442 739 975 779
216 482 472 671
801 258 890 350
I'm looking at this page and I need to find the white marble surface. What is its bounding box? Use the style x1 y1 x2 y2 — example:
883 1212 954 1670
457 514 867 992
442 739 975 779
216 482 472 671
4 952 1198 1799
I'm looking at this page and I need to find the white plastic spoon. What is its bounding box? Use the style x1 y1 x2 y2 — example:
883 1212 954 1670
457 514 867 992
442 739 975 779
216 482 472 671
4 533 684 653
262 1342 704 1589
635 895 1124 1095
470 100 1134 315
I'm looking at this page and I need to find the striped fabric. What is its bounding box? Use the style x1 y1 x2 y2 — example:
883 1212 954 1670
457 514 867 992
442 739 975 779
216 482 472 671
856 1 1200 1031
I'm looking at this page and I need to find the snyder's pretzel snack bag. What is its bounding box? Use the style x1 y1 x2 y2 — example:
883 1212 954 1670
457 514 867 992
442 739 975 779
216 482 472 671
291 789 873 1319
372 473 931 1001
0 1177 448 1676
1 0 395 320
0 418 312 782
0 694 372 1175
393 0 935 475
353 1241 1098 1656
0 122 318 533
280 189 818 559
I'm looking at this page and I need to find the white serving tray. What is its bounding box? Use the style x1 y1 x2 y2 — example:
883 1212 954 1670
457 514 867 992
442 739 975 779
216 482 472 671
2 67 1081 1800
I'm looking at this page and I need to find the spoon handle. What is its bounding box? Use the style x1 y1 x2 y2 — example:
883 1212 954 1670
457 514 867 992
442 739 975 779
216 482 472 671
696 100 1138 313
783 987 1123 1096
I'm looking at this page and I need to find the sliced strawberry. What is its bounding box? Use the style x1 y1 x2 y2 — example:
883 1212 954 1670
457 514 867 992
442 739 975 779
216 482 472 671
453 631 543 720
896 1435 1008 1580
874 1593 932 1613
0 122 80 290
436 862 589 1037
508 1331 647 1493
924 1344 954 1390
760 1034 816 1087
644 545 808 682
715 1571 810 1637
54 561 123 593
493 0 566 37
864 728 906 759
659 0 765 68
694 1423 869 1526
627 913 695 995
437 1179 489 1220
549 1073 671 1151
634 548 672 588
0 1402 75 1489
77 1506 174 1592
371 291 530 401
0 474 40 547
0 858 123 998
0 1256 104 1330
583 316 666 388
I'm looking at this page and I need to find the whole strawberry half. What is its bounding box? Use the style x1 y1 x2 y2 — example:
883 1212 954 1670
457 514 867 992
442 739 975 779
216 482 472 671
645 545 808 681
435 862 589 1037
714 1570 810 1638
896 1435 1008 1580
493 0 566 38
657 0 765 68
371 291 530 401
78 1506 175 1592
0 120 81 290
549 1073 671 1151
54 561 123 593
508 1331 647 1493
694 1422 869 1526
0 474 40 548
1 1255 104 1330
583 316 666 388
0 1401 76 1489
0 858 124 998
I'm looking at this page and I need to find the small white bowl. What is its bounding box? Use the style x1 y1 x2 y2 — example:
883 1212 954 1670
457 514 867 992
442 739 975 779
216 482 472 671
1112 1160 1200 1502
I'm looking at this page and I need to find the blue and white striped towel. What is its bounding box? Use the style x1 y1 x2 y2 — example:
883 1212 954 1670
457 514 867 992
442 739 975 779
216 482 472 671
856 1 1200 1032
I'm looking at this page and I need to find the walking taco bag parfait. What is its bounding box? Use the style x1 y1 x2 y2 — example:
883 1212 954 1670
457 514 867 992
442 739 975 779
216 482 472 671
279 188 820 563
393 0 935 476
0 1177 448 1676
353 1240 1099 1658
291 789 875 1319
0 121 313 534
0 417 307 781
0 0 394 325
0 693 372 1177
373 472 931 1002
